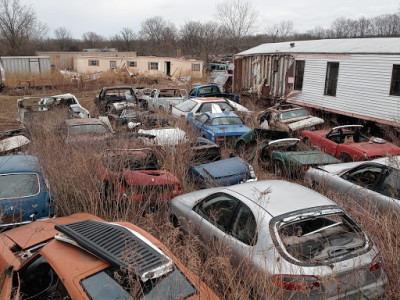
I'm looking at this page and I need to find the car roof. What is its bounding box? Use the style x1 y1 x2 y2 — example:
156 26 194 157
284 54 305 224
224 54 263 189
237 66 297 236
0 155 39 174
66 118 105 126
225 180 336 217
192 97 227 102
102 86 133 90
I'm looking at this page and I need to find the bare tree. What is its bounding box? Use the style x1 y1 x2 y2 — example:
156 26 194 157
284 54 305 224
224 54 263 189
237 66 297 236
216 0 258 52
179 21 203 56
82 31 105 49
265 21 294 42
371 14 400 36
54 27 73 51
0 0 47 55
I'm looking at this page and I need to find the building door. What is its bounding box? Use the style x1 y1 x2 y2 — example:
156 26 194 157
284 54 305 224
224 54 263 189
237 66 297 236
29 58 40 73
165 61 171 76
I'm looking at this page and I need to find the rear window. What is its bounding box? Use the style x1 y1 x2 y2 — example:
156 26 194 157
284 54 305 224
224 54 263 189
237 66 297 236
175 100 197 112
276 212 367 264
81 266 197 300
280 109 310 120
0 173 39 199
211 117 243 126
69 124 108 134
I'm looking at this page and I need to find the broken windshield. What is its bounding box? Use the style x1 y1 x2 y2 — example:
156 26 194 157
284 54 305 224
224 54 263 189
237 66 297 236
277 212 366 264
81 266 197 300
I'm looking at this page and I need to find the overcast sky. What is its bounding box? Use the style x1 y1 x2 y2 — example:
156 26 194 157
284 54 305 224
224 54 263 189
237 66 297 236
24 0 399 39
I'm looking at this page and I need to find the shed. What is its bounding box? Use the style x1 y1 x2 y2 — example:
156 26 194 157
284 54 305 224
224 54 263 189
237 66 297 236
235 38 400 126
0 56 51 74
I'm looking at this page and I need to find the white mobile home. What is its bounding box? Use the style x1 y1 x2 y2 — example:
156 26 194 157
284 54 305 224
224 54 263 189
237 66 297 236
235 38 400 126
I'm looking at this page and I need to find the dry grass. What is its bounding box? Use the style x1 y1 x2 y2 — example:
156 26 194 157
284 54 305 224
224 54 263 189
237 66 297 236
1 75 399 299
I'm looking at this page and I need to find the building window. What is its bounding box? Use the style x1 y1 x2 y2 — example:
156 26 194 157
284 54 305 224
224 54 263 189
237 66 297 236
294 60 305 91
88 60 99 66
390 65 400 96
324 62 339 96
192 63 200 71
110 61 116 69
129 61 137 67
149 62 159 70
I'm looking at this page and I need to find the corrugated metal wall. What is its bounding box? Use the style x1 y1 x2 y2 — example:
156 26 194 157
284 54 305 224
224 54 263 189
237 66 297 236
235 54 294 100
0 56 51 74
291 54 400 125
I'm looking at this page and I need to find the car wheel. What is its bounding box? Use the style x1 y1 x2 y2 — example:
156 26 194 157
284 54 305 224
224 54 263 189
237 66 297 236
340 152 353 162
273 160 286 177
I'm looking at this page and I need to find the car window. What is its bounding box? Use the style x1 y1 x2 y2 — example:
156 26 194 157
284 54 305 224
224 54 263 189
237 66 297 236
211 117 243 126
231 203 257 245
343 165 384 190
376 169 400 198
279 109 310 120
69 124 108 134
175 100 197 112
17 255 71 299
197 114 208 124
194 193 239 232
0 173 39 199
81 266 196 300
189 88 196 96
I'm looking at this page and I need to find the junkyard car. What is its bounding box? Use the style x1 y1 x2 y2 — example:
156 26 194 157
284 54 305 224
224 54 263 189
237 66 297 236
235 128 289 151
188 84 239 103
190 137 221 163
0 129 30 155
0 213 219 299
108 108 169 130
305 155 400 214
252 138 340 177
0 155 54 228
172 97 249 119
65 118 113 143
94 86 138 113
171 180 387 299
188 156 256 188
187 111 251 144
18 93 90 124
100 148 182 201
144 88 188 111
137 127 187 146
302 125 400 161
258 103 324 132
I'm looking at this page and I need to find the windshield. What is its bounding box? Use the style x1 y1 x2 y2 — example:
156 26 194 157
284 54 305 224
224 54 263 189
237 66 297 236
211 117 243 126
0 173 39 199
213 76 228 85
69 124 108 134
175 100 197 112
277 212 366 264
280 109 310 120
81 266 197 300
101 152 159 171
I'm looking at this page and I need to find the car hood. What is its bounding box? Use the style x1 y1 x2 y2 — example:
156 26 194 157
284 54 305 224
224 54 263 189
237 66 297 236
346 141 400 156
123 170 179 186
191 157 249 179
285 116 324 131
282 150 340 166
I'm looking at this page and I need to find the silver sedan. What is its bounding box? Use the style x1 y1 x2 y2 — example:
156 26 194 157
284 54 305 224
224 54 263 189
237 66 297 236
171 180 386 299
305 156 400 214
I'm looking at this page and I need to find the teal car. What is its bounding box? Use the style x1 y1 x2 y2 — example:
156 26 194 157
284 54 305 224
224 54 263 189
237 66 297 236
252 138 340 177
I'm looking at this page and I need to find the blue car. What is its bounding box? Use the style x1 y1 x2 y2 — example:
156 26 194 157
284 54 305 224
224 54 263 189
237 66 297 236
188 156 257 188
188 111 251 144
0 155 54 228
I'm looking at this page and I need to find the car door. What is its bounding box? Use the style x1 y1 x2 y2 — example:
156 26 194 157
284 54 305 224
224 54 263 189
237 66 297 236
321 129 341 157
193 114 209 132
191 193 240 250
372 168 400 212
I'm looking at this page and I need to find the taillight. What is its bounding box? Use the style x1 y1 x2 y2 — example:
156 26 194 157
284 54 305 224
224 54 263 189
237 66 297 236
181 114 185 118
216 136 224 140
272 275 320 291
370 254 382 272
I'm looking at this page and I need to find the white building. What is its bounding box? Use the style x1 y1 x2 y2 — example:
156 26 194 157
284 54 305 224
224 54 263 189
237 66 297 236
235 38 400 126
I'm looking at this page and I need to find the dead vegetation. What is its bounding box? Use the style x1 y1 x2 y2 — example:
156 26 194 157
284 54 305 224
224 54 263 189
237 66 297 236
1 76 400 299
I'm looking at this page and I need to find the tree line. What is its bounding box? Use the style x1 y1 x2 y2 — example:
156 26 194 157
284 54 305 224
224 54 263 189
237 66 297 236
0 0 399 61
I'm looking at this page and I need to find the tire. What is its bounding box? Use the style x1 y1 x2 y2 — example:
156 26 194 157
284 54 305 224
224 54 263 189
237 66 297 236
273 160 286 177
340 152 353 162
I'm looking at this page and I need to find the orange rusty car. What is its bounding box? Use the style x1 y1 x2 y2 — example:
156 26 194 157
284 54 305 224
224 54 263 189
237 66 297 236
0 213 219 299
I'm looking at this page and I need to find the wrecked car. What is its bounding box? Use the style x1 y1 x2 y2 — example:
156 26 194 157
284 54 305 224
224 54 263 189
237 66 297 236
171 180 387 299
0 213 219 299
187 110 251 144
0 155 54 228
258 103 324 132
65 118 113 143
251 138 340 177
94 86 138 113
0 128 30 155
302 125 400 162
171 97 249 119
137 127 187 146
190 138 221 164
188 84 239 103
143 88 188 111
305 155 400 214
17 93 90 124
212 74 233 93
235 128 289 152
108 108 169 130
99 148 182 202
188 156 256 188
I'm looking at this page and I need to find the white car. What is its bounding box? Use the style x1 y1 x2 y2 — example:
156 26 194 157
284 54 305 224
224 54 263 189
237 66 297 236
138 128 187 146
171 97 249 119
144 88 188 111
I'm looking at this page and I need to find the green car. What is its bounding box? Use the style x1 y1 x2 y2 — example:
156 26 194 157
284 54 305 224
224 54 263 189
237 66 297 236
235 128 289 151
251 138 340 178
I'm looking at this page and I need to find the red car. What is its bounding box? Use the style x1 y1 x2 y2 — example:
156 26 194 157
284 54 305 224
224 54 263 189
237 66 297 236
302 125 400 161
99 148 182 201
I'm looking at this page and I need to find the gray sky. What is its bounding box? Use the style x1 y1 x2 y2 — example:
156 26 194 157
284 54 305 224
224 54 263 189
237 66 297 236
25 0 399 39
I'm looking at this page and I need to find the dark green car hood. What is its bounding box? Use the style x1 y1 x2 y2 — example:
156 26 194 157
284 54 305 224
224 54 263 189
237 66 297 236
273 150 340 166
